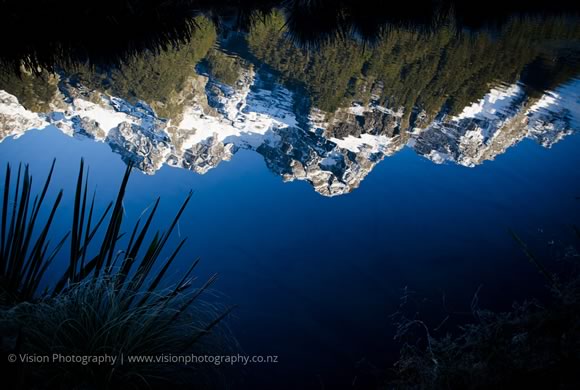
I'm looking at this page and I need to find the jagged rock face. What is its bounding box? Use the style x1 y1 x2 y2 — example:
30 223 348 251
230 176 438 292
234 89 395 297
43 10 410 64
409 115 531 168
107 122 172 174
70 117 106 140
408 80 580 167
407 83 529 166
0 59 578 196
526 80 580 147
0 91 48 141
257 126 396 196
325 109 401 139
176 135 237 174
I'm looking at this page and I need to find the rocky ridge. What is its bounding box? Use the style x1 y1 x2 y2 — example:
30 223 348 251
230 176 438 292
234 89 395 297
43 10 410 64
0 61 578 196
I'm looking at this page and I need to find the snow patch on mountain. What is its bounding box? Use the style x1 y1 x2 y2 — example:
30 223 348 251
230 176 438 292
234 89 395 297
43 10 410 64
0 65 578 196
0 91 49 142
456 83 525 121
411 79 578 167
527 77 580 147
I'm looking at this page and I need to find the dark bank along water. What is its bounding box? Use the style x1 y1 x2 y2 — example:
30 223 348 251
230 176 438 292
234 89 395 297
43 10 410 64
0 10 580 389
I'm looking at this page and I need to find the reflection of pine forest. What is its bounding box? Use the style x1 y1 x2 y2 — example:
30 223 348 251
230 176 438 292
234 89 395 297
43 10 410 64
2 12 579 131
248 12 580 125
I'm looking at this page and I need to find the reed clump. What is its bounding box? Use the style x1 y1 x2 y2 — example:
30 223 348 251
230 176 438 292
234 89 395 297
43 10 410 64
0 160 234 389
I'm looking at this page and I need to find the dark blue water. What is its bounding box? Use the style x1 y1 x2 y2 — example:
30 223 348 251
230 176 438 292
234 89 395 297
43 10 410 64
1 125 579 388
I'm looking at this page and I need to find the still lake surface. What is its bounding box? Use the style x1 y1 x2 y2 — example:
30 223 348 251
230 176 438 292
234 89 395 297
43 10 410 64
1 12 579 388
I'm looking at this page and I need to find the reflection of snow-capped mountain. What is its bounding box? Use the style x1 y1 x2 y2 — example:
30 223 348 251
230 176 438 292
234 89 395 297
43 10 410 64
0 90 48 142
0 66 405 196
527 79 580 147
0 63 578 196
408 83 529 166
409 79 580 167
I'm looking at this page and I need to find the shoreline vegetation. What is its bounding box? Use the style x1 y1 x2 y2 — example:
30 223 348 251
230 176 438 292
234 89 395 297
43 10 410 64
0 160 235 389
382 228 580 389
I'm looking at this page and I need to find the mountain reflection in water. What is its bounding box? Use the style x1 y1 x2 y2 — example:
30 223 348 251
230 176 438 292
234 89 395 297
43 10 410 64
1 13 579 196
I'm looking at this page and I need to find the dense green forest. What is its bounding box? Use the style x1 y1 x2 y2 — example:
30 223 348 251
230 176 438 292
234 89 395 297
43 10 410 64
0 68 58 112
65 16 216 119
248 11 580 127
2 12 579 132
203 48 245 86
0 16 216 119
